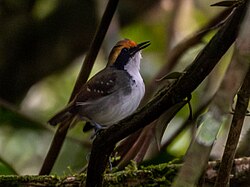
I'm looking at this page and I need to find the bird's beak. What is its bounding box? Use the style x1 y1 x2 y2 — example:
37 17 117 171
137 41 151 51
130 41 150 56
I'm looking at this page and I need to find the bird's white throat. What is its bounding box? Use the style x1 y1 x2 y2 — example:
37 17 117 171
124 52 142 78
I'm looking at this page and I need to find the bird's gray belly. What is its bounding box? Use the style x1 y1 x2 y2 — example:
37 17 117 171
78 86 143 126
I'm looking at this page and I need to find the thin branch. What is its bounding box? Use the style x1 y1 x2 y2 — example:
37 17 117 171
39 0 119 175
215 67 250 187
86 3 247 186
115 6 234 168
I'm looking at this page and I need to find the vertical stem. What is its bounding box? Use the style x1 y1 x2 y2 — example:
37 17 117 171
214 67 250 187
70 0 119 100
39 0 119 175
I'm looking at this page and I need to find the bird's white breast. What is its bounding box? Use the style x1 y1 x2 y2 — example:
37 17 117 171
78 52 145 126
107 52 145 124
94 69 144 126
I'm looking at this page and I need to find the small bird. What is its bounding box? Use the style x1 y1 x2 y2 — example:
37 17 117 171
48 39 150 133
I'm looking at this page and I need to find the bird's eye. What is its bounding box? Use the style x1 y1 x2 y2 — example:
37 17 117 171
122 48 129 53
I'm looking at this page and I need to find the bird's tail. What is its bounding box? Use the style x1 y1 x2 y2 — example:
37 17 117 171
48 104 74 126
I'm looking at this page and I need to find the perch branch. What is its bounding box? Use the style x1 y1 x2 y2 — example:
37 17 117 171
2 157 250 186
86 3 247 186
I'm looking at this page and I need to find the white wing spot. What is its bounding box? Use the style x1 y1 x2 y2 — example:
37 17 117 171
76 102 86 106
94 89 97 92
106 82 109 85
97 90 100 93
100 91 104 94
109 80 113 83
87 87 91 92
100 81 104 84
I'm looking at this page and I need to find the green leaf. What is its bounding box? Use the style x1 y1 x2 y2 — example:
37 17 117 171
196 111 225 146
0 160 17 175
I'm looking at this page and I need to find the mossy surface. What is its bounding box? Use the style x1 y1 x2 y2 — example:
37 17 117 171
0 163 179 186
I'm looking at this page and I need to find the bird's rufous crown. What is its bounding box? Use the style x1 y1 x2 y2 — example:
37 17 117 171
107 39 137 66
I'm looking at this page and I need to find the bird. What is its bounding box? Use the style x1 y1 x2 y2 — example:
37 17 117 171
48 39 150 133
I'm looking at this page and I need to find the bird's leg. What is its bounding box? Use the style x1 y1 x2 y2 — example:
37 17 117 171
108 156 113 171
79 116 107 137
92 122 106 132
90 121 108 139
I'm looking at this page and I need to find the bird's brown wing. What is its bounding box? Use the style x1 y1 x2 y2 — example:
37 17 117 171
73 68 118 131
48 68 118 126
73 68 118 105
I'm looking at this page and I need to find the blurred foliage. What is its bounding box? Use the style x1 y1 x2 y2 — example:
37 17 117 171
1 0 245 178
0 159 17 175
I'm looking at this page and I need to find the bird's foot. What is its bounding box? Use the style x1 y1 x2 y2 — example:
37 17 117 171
90 122 108 139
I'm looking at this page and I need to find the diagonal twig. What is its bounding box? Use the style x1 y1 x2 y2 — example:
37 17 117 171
39 0 119 175
215 68 250 187
114 6 234 169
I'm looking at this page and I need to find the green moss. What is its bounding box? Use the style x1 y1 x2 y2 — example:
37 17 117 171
103 162 180 187
0 162 180 186
0 175 60 186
